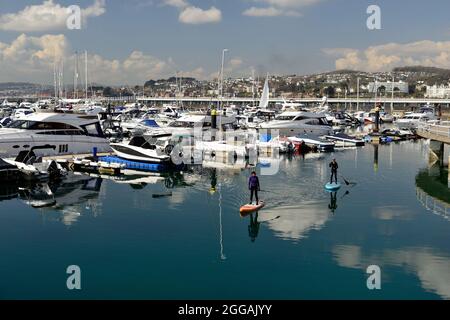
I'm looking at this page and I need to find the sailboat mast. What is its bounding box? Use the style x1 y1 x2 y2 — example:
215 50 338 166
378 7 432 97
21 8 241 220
374 77 377 109
252 69 255 108
391 75 395 113
85 50 88 100
356 77 360 112
53 62 57 101
61 58 65 99
74 51 78 99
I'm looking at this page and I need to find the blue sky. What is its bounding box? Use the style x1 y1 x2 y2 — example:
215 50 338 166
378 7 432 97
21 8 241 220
1 0 450 85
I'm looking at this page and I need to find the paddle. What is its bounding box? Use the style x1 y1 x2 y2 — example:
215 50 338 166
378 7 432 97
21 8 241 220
340 190 350 199
258 216 281 223
152 192 173 199
340 175 353 186
259 190 283 196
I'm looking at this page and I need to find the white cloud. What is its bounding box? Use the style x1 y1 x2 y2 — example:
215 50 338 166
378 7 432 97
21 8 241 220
229 58 244 68
257 0 323 7
162 0 189 8
178 67 207 79
243 0 322 17
243 7 285 17
0 34 68 79
0 0 105 32
162 0 222 24
178 6 222 24
324 40 450 72
0 33 210 85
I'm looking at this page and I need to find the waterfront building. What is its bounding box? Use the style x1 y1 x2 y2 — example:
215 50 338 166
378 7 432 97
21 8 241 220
425 84 450 98
368 81 409 93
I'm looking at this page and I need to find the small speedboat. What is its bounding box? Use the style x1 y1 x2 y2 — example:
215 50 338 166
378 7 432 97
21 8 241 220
288 134 335 152
110 135 172 163
324 133 365 147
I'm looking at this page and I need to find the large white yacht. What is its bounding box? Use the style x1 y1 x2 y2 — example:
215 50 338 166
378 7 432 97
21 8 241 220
258 111 333 136
0 112 111 158
395 106 437 130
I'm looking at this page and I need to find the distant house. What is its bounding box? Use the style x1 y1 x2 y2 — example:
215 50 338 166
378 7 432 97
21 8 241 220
425 84 450 98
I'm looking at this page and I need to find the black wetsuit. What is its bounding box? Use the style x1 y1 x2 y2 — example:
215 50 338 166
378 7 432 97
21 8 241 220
248 175 260 204
329 161 338 184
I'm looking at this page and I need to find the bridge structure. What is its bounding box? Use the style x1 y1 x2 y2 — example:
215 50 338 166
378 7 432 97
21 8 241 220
417 122 450 180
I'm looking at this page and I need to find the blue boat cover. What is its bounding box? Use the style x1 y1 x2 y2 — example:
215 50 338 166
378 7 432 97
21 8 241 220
142 119 159 128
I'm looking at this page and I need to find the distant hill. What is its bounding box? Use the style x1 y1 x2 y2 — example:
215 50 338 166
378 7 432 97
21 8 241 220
393 66 450 85
393 66 450 74
0 82 36 88
322 69 364 75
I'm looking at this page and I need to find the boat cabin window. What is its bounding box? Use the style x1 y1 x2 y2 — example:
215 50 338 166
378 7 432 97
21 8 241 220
319 118 330 125
305 119 320 125
81 122 104 137
222 123 235 130
129 136 156 149
170 121 195 128
275 115 296 121
8 120 79 130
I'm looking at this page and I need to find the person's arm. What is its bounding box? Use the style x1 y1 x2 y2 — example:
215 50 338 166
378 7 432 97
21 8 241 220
257 177 260 191
248 177 251 190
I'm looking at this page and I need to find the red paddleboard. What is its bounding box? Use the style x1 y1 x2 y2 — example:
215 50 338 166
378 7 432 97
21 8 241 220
240 201 265 214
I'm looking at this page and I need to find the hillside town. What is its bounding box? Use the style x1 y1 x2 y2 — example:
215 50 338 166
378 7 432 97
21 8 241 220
2 67 450 100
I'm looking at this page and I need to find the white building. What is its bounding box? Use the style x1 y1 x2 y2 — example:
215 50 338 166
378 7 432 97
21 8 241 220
425 85 450 98
368 81 409 93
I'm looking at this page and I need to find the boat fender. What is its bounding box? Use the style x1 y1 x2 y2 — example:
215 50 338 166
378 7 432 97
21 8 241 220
165 177 175 189
164 144 174 155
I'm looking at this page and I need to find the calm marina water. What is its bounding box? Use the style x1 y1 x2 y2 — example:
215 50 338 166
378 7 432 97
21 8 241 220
1 139 450 299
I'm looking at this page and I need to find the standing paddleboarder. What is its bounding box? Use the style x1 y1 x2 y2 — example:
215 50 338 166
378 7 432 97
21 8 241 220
329 159 338 184
248 171 260 205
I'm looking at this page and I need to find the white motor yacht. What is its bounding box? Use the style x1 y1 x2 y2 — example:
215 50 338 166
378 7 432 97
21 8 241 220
0 112 111 158
258 111 333 136
394 106 437 130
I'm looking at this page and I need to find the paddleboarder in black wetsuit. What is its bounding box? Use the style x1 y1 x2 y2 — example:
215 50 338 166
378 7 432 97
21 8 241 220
329 159 338 184
248 171 260 205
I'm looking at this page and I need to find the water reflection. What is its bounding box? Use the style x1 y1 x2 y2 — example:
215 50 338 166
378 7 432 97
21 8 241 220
328 192 338 214
416 165 450 220
13 175 103 226
264 202 331 242
332 245 450 299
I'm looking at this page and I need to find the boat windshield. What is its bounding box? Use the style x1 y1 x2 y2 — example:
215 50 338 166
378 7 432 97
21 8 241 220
7 120 79 130
420 107 434 113
275 115 296 121
169 121 197 128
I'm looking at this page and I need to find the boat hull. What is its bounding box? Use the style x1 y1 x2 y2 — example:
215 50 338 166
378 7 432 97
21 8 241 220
110 143 170 163
0 130 111 159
